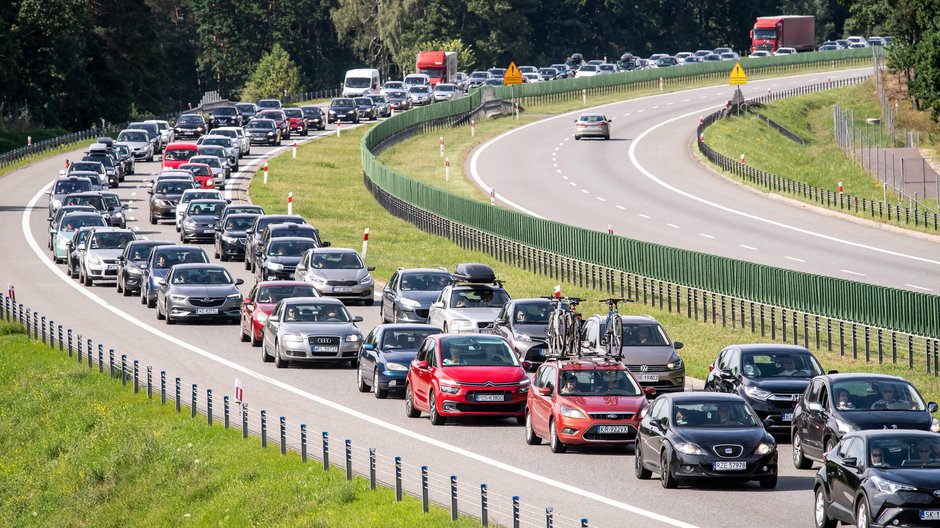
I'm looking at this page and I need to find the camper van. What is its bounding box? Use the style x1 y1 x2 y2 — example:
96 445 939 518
343 68 381 97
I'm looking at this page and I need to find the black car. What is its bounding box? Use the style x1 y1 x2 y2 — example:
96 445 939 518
174 114 208 139
253 222 325 274
705 344 824 432
245 119 281 146
209 106 243 128
257 109 290 140
327 98 359 124
220 204 264 225
300 106 326 131
367 95 392 118
354 97 378 120
357 324 441 398
379 267 453 324
255 236 320 281
492 298 551 370
386 91 411 112
814 430 940 528
244 214 306 272
116 240 173 296
792 373 939 470
235 102 259 123
214 213 259 262
82 151 121 187
149 179 197 225
100 191 128 229
634 392 778 489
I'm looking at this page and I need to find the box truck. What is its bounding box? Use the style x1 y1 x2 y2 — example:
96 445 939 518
751 16 815 53
415 51 458 86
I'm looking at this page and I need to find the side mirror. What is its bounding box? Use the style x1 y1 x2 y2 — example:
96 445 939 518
268 314 280 322
117 256 125 262
639 406 649 418
718 369 735 380
415 360 428 369
494 317 508 325
156 278 166 286
673 341 684 350
363 343 375 350
842 457 858 468
644 386 656 396
353 316 364 322
537 387 552 396
762 418 775 429
807 402 825 413
432 301 444 309
827 369 839 375
46 191 52 196
322 241 331 247
235 278 244 286
367 266 375 271
928 401 938 413
658 416 669 429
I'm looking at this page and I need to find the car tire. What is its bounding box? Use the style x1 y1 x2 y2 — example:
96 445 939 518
759 469 777 489
574 135 581 140
405 384 421 418
814 487 837 528
524 412 542 445
604 135 610 140
824 436 836 457
150 213 157 225
635 440 652 479
244 257 251 271
357 366 370 393
379 301 389 323
660 450 678 489
116 278 124 294
428 390 445 425
82 269 93 287
549 419 566 453
363 299 374 306
373 371 388 399
146 293 156 309
274 343 288 369
855 497 871 528
261 339 273 362
250 327 262 348
792 431 812 469
165 303 175 325
156 302 165 320
240 324 249 342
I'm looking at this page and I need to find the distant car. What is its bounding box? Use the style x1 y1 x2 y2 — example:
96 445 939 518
79 227 137 286
116 129 154 161
702 54 722 62
161 142 199 170
180 199 227 244
404 333 529 425
177 162 215 190
116 240 173 296
867 36 887 46
140 245 209 308
575 64 599 77
836 39 850 49
403 73 431 90
680 56 703 65
379 267 453 324
112 144 135 175
257 99 283 110
220 204 264 226
327 98 359 124
773 47 797 56
713 47 733 55
234 102 259 123
366 95 392 118
817 44 839 52
99 191 128 229
47 176 93 219
209 106 243 129
357 324 441 398
466 71 490 88
256 109 290 140
597 64 619 74
214 213 259 262
482 78 504 87
427 263 510 333
49 204 95 250
487 68 506 79
144 119 174 147
539 67 560 81
244 214 307 272
294 247 375 305
354 97 378 120
693 49 712 57
299 106 326 131
381 81 405 95
174 114 208 139
253 222 325 273
407 86 432 106
256 236 320 281
66 226 96 278
282 107 308 136
386 91 412 112
188 156 228 189
655 57 678 68
846 36 868 47
245 118 281 146
212 126 251 156
574 113 610 140
149 179 197 225
175 189 223 231
847 42 868 49
239 280 320 347
52 212 105 264
674 52 693 60
197 136 239 170
719 52 739 61
431 83 460 103
634 392 778 488
260 297 363 368
491 298 551 370
749 50 772 57
62 192 112 224
156 263 244 324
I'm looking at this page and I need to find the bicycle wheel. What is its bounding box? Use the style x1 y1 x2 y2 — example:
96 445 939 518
564 313 580 355
608 314 623 357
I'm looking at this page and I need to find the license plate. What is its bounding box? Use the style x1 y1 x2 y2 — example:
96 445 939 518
195 308 218 315
781 413 793 422
921 511 940 521
476 393 505 402
637 374 659 382
312 346 338 352
713 461 747 471
332 287 353 293
106 265 117 270
597 425 632 434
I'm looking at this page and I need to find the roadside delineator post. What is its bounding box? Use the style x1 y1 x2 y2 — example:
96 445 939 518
440 136 444 158
582 89 586 105
838 181 844 194
699 132 705 142
27 136 32 147
471 120 475 137
263 162 269 184
445 158 450 182
740 153 746 164
235 378 243 405
607 224 613 235
287 192 293 215
7 284 14 302
336 122 341 137
659 77 664 92
490 189 496 206
361 228 369 261
292 141 297 159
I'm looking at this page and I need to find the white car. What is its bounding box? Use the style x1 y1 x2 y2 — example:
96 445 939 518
749 51 771 58
175 189 224 231
522 72 541 83
773 47 797 56
212 126 251 156
846 36 869 47
574 64 600 77
426 264 511 333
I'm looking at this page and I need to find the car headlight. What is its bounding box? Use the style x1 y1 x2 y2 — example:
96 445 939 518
169 294 187 302
183 219 196 228
197 126 205 131
673 442 706 456
754 442 775 455
266 262 284 271
51 199 62 208
439 381 460 394
668 358 684 369
222 235 239 243
385 362 408 371
835 418 857 434
86 255 101 266
345 333 361 343
560 405 586 419
871 475 917 494
283 333 305 344
328 110 336 115
514 333 532 342
267 131 275 137
255 313 268 323
932 418 939 433
399 297 422 309
359 275 373 285
744 385 773 400
126 266 142 276
227 293 241 300
174 128 182 133
451 319 475 331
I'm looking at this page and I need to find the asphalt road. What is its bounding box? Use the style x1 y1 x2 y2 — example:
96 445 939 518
470 67 940 294
1 98 832 528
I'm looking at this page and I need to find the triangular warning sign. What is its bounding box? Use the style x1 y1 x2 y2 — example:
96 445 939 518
504 61 523 85
729 62 748 85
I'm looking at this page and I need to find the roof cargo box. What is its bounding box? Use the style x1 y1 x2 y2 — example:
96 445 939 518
453 263 496 284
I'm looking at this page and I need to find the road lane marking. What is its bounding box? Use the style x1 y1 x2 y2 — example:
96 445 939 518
569 182 577 187
667 223 679 229
841 269 866 277
616 205 626 210
562 175 568 180
638 213 650 219
739 244 757 251
906 284 933 291
785 256 806 263
596 197 606 202
699 233 715 239
581 189 589 194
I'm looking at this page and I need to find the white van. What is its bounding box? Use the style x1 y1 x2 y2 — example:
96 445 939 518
403 73 431 90
343 68 381 97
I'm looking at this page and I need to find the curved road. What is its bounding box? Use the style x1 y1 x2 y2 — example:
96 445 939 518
471 67 940 294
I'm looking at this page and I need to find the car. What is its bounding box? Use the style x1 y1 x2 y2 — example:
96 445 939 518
407 86 432 106
773 47 797 56
244 214 306 271
835 39 850 49
539 67 560 81
357 324 441 398
47 176 93 220
99 191 128 229
749 50 772 58
281 107 308 136
220 204 264 226
327 98 359 124
115 240 173 296
867 36 887 46
675 52 693 60
403 73 431 90
144 119 174 148
49 204 96 249
66 226 97 278
197 136 239 170
294 247 374 304
431 83 460 103
680 56 703 65
116 129 154 161
257 99 282 110
635 392 778 488
574 113 611 140
257 109 290 139
813 430 940 528
575 64 599 77
140 245 209 308
178 162 215 190
52 212 105 264
846 36 869 47
427 263 510 333
78 227 137 286
161 142 199 170
354 97 378 120
260 297 363 368
366 95 392 118
208 106 243 128
127 121 162 151
299 106 326 131
817 44 839 52
174 114 209 140
234 102 259 123
63 160 107 186
256 236 321 281
253 222 325 273
791 373 939 469
149 179 197 225
486 68 506 79
820 40 843 50
67 169 105 192
454 72 469 91
386 91 411 112
245 119 281 146
527 357 651 452
847 42 868 49
175 189 224 231
82 147 120 187
482 78 504 87
380 81 405 95
211 127 250 156
214 213 260 262
379 267 453 324
597 64 619 75
112 144 135 175
693 49 712 58
704 344 824 433
549 64 571 78
466 71 490 89
180 199 227 243
239 281 320 346
491 298 552 370
713 47 733 55
702 54 722 62
655 57 679 68
404 333 529 425
188 155 228 189
156 263 244 324
719 52 739 61
579 314 685 394
61 192 114 225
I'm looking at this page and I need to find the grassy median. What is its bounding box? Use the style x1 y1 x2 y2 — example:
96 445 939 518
0 323 479 527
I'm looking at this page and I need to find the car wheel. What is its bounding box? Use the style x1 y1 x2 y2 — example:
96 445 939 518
244 257 251 271
82 269 93 287
604 135 610 140
116 277 123 294
250 327 261 348
156 301 165 320
363 299 374 306
379 301 389 323
574 135 581 140
635 440 652 479
165 302 175 325
274 342 288 369
261 339 273 362
140 287 147 305
405 384 421 418
549 419 566 453
660 450 678 488
759 468 777 489
824 437 836 457
814 487 837 528
792 431 812 469
240 323 249 342
442 323 449 333
357 365 370 392
214 246 220 259
524 412 542 445
146 292 156 309
374 371 388 399
856 497 871 528
150 213 157 225
428 390 445 425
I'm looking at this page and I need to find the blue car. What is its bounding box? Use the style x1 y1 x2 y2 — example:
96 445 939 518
356 324 440 398
140 245 209 308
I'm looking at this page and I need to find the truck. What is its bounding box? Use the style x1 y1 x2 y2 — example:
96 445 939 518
415 51 458 86
750 16 815 53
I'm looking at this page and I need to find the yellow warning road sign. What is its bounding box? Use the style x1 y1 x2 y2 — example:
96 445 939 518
729 62 748 85
504 61 523 85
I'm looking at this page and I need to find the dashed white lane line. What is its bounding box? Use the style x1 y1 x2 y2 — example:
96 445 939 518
785 256 807 263
652 106 659 109
667 102 673 105
569 182 577 187
581 189 590 194
638 213 650 219
841 269 866 277
553 163 558 168
616 205 626 210
556 169 562 174
624 113 631 117
554 147 559 151
637 109 645 113
596 197 606 202
564 137 571 141
906 284 934 292
682 99 690 102
699 233 715 239
667 223 680 229
127 217 137 222
132 226 140 231
131 192 137 197
739 244 757 251
562 175 568 180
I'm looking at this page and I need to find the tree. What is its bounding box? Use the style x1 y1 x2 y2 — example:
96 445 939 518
241 44 303 101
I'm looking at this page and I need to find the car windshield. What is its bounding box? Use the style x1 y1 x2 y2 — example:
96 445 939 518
126 243 159 261
267 239 317 256
281 302 351 322
368 96 387 103
259 111 284 120
400 272 452 291
235 104 256 112
512 303 551 325
380 329 435 350
621 324 669 346
213 130 237 139
213 107 237 116
345 77 372 88
171 267 233 285
440 336 517 367
191 157 222 169
70 162 101 173
405 76 428 85
188 202 223 216
283 108 302 118
247 120 274 130
65 196 105 210
558 370 641 396
741 352 823 379
470 72 488 79
579 115 607 123
85 155 114 168
116 145 130 156
74 230 92 245
90 231 134 249
302 107 322 117
181 165 210 177
355 98 372 105
673 401 761 428
164 148 197 161
384 82 404 89
118 131 148 142
202 138 229 147
227 206 263 216
225 217 256 230
418 68 443 78
258 100 280 108
311 252 362 270
435 85 455 92
831 380 927 411
155 182 192 194
59 215 104 231
410 86 430 94
152 249 209 268
580 65 597 72
101 194 120 209
181 192 219 203
449 288 510 308
256 285 317 304
388 91 407 99
332 99 354 107
54 180 92 194
177 115 203 125
869 436 940 468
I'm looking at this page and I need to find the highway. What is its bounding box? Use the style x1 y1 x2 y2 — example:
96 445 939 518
0 75 875 528
471 67 940 294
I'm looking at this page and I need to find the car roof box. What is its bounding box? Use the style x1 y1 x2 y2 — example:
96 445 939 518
96 137 114 147
453 263 496 284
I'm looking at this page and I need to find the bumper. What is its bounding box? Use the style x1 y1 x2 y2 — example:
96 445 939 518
132 149 151 160
375 369 409 391
513 340 548 366
747 399 797 430
328 113 358 123
280 342 360 362
151 205 176 220
669 452 777 481
437 391 527 418
575 127 609 138
122 273 143 290
305 119 324 129
630 370 685 395
249 135 279 145
556 418 639 445
181 226 217 242
392 305 430 323
218 240 246 259
259 267 296 281
86 262 119 280
313 285 374 302
870 497 940 528
166 299 240 320
175 130 204 139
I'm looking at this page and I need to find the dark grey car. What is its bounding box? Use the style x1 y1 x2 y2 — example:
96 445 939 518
156 263 244 324
379 267 453 323
492 298 552 370
180 199 227 244
261 297 364 368
116 240 173 296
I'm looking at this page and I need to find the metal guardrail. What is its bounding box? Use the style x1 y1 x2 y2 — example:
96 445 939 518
753 112 806 144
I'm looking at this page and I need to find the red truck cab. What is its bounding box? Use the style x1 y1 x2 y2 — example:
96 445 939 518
751 15 815 53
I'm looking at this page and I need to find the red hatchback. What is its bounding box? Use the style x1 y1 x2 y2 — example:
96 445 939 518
525 358 652 453
405 334 529 425
283 107 308 136
178 163 214 189
161 143 199 170
240 281 320 346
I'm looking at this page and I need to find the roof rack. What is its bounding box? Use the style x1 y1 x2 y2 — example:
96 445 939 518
452 263 502 286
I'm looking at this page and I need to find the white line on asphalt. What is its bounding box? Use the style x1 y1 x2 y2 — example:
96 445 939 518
841 269 866 277
739 244 757 251
624 113 631 116
616 205 626 210
569 182 577 187
131 192 137 197
132 226 139 231
637 109 645 112
682 99 690 102
667 223 679 229
785 256 807 263
564 137 570 141
128 217 136 222
906 284 933 292
652 106 659 109
553 163 558 168
581 189 589 194
562 175 568 180
596 197 606 202
556 169 562 174
699 233 715 239
554 147 559 151
638 213 650 219
667 102 673 105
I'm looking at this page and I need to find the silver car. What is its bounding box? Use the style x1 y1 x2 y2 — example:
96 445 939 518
261 297 364 368
407 85 432 106
145 119 175 149
156 263 244 324
294 248 375 305
79 227 137 286
212 126 251 156
574 113 611 140
197 135 239 170
116 129 154 161
431 83 460 103
427 283 511 333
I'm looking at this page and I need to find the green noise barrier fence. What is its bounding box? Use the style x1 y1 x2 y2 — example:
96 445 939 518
361 49 940 365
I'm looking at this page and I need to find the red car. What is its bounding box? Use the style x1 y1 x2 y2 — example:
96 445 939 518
161 142 198 170
405 334 529 425
178 163 214 189
525 358 652 453
240 281 320 346
283 107 308 136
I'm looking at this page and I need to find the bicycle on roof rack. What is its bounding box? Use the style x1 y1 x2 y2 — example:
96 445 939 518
545 296 584 357
598 297 632 359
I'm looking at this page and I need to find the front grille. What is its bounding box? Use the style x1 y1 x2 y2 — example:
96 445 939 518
310 351 340 357
326 280 357 286
103 269 118 276
713 444 744 458
452 402 524 413
189 297 225 307
459 380 521 388
769 393 802 402
625 364 669 373
588 412 635 421
103 258 118 264
308 336 340 346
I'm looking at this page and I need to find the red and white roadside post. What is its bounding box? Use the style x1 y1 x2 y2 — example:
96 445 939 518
361 228 369 261
445 158 450 182
292 141 297 159
336 121 341 137
659 77 664 92
739 153 746 164
838 181 844 195
7 284 15 302
490 189 496 206
235 378 243 405
607 224 613 235
470 120 475 137
27 136 32 147
439 136 444 158
553 285 561 299
287 192 293 215
263 161 269 184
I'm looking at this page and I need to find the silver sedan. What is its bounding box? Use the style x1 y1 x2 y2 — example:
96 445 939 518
574 113 611 140
156 263 244 324
261 297 364 368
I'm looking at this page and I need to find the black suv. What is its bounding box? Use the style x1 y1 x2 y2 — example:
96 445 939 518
244 214 306 272
209 106 243 128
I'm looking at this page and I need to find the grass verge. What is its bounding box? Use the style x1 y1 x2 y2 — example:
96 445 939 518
0 139 88 178
0 128 70 155
0 325 479 527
